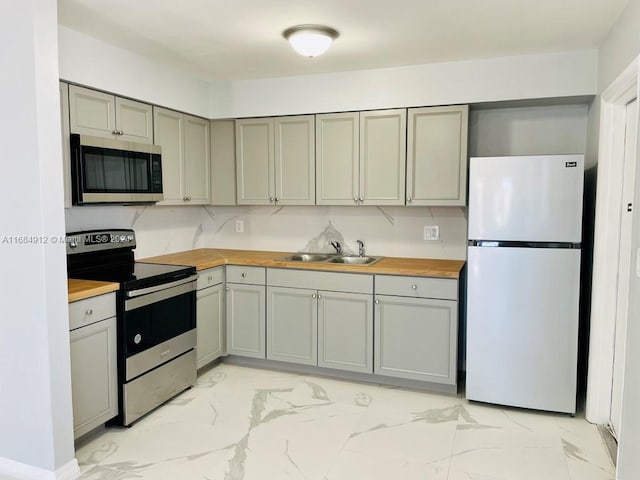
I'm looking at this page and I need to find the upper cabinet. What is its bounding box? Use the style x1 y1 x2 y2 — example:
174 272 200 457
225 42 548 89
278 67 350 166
210 120 237 205
68 85 153 144
236 115 315 206
406 105 469 206
59 82 72 209
153 107 210 205
316 109 406 206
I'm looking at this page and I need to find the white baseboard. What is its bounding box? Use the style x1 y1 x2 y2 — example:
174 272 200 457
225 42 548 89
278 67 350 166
0 457 79 480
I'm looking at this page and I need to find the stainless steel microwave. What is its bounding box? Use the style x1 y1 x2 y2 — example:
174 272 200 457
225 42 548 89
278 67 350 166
70 133 163 205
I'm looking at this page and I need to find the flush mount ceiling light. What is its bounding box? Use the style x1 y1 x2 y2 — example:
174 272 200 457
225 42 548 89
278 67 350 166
283 25 339 58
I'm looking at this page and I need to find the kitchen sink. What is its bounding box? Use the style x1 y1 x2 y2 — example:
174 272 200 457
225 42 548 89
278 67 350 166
279 253 383 266
326 256 381 265
280 253 334 262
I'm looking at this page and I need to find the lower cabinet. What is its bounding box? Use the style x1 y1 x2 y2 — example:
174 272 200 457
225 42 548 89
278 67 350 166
226 282 266 359
196 267 225 369
69 293 118 439
318 291 373 373
267 286 318 365
374 294 457 384
265 268 374 372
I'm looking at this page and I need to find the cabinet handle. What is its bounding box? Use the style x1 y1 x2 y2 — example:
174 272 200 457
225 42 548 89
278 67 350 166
269 197 275 203
241 272 247 278
359 197 364 202
275 197 279 203
112 130 119 135
411 284 417 290
207 275 213 281
85 308 93 315
354 197 358 203
407 197 412 203
226 287 230 292
312 293 317 299
317 294 322 299
375 299 380 305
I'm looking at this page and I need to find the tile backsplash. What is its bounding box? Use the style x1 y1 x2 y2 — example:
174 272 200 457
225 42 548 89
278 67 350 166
65 205 468 260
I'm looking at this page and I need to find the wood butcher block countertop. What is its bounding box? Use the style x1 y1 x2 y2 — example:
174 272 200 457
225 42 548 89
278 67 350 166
68 279 119 303
140 249 465 279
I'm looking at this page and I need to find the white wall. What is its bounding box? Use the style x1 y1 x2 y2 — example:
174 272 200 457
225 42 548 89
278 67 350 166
469 105 589 157
222 50 598 118
58 26 214 117
582 1 640 478
0 0 75 475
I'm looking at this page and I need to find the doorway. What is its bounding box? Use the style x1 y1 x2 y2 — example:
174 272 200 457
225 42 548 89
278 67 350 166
610 98 637 439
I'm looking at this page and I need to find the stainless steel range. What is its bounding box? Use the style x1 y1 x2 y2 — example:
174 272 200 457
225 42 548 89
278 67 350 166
66 229 197 426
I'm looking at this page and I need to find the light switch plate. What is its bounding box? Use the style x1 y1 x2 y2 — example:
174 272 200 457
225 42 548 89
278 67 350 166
235 220 244 233
424 225 440 241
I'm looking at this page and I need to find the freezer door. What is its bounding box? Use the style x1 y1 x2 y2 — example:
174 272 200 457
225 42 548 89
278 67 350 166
468 155 584 242
466 245 580 413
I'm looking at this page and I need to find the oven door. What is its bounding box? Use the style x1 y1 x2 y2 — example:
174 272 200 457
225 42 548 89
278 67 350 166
123 275 197 381
71 133 163 204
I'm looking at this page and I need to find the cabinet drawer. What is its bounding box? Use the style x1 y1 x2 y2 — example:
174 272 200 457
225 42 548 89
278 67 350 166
375 275 457 300
226 265 265 285
267 268 373 294
197 267 224 290
69 293 116 330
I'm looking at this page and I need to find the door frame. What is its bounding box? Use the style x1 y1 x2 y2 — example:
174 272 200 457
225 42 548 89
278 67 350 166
586 56 639 424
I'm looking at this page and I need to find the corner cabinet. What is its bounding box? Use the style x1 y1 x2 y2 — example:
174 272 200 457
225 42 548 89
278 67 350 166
236 116 315 205
68 85 153 144
226 266 266 358
374 275 458 385
153 107 210 205
196 267 225 368
406 105 468 206
316 109 406 206
210 120 237 205
68 293 118 439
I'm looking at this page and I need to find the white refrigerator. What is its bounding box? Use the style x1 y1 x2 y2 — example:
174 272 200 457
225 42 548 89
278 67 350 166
466 155 584 414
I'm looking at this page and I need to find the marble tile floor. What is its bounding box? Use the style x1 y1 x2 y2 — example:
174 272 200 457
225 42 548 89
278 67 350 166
75 363 615 480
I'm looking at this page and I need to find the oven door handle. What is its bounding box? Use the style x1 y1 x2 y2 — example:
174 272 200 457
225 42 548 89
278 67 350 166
126 275 198 298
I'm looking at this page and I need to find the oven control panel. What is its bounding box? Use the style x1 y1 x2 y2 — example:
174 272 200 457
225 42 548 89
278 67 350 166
66 229 136 254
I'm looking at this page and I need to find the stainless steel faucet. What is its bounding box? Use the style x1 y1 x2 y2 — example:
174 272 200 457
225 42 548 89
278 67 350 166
357 239 365 257
330 241 342 255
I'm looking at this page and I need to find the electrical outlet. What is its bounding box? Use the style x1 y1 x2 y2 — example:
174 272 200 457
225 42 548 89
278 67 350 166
424 225 440 241
235 220 244 233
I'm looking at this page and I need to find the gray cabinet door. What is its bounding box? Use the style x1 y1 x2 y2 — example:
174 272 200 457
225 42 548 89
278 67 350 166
236 118 274 205
374 295 457 384
407 105 469 206
316 112 359 205
274 115 315 205
318 291 373 374
226 283 266 358
184 114 211 204
153 106 184 204
267 286 318 365
196 283 225 369
69 316 118 439
115 96 153 144
359 109 406 206
69 85 116 138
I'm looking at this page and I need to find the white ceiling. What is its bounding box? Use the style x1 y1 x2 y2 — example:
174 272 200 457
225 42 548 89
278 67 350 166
57 0 627 81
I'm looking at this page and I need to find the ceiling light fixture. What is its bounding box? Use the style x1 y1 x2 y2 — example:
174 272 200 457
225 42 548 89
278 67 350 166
283 25 339 58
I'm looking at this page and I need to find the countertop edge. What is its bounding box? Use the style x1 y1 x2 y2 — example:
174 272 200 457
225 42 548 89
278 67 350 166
140 249 465 279
68 279 120 303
